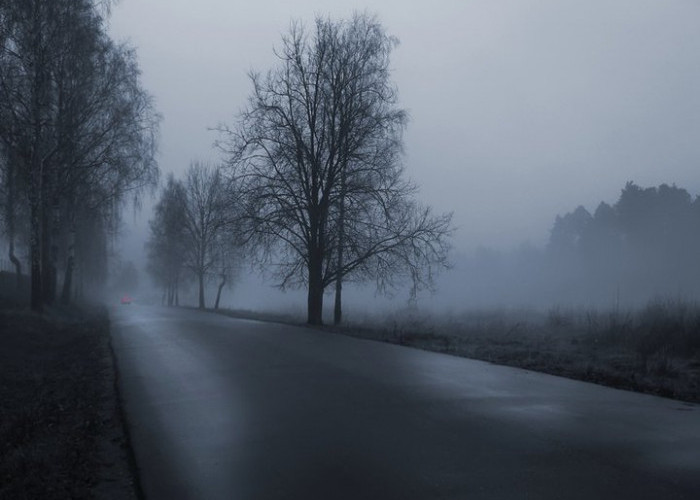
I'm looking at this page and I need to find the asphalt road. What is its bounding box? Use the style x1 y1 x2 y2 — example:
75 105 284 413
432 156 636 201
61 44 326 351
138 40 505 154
110 306 700 500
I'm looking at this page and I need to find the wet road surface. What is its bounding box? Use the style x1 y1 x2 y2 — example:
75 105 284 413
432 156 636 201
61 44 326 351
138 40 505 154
111 306 700 499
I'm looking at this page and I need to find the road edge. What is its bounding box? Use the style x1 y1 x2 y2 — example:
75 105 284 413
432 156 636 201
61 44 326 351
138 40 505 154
107 318 146 500
199 305 699 405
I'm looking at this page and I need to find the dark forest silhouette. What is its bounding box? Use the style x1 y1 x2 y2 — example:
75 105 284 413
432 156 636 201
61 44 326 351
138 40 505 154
549 182 700 301
436 182 700 309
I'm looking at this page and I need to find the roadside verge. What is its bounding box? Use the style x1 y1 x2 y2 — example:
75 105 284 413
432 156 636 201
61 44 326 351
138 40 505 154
0 304 139 499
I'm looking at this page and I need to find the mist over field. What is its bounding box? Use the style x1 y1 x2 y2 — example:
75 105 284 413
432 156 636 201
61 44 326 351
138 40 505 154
3 0 700 321
3 3 700 497
104 0 700 320
108 180 700 320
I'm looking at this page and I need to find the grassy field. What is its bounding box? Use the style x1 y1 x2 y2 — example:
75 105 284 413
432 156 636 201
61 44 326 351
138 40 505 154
0 303 137 499
213 299 700 404
335 299 700 403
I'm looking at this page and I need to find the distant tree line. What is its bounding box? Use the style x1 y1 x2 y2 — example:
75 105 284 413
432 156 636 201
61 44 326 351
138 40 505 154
445 182 700 308
0 0 159 311
548 181 700 300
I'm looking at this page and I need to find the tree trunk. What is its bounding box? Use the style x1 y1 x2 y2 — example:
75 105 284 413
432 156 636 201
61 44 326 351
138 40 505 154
307 282 324 325
60 223 75 305
175 278 180 306
334 175 346 325
76 265 83 301
214 273 226 310
60 255 73 305
40 146 56 305
5 157 22 289
28 4 45 313
50 205 58 304
9 240 22 289
307 251 324 325
198 272 205 309
41 207 52 304
29 191 42 313
334 277 343 325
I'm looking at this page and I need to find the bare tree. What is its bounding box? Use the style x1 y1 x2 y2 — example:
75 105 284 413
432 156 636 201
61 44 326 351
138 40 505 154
220 13 452 325
211 231 241 310
0 0 58 310
146 166 242 309
181 162 231 309
0 12 24 286
146 175 187 306
0 0 159 309
320 15 451 324
54 31 159 303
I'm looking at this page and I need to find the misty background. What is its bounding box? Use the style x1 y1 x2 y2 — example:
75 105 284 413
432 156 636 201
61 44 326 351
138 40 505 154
77 1 700 314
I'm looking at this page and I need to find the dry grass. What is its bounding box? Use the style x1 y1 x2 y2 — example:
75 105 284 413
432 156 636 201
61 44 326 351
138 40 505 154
337 299 700 403
203 306 302 325
206 299 700 402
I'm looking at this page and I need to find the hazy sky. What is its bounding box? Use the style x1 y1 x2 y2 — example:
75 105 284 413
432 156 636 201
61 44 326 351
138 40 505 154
109 0 700 253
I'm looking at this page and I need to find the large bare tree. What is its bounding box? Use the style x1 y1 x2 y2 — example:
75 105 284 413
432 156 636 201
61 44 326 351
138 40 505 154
321 15 452 324
220 13 451 325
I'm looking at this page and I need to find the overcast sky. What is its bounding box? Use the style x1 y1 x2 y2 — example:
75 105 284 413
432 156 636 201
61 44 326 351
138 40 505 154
109 0 700 253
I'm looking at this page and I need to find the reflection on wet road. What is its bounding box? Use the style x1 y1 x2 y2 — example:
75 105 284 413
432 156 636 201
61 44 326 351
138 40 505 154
111 306 700 499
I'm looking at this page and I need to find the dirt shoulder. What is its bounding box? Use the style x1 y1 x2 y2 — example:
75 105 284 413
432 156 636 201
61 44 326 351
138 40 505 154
0 303 139 499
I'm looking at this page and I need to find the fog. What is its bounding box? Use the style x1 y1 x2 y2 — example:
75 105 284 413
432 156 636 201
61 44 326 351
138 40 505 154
12 0 696 316
4 4 700 496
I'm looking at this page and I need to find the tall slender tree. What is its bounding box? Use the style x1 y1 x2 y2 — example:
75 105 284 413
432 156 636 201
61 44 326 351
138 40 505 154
146 175 187 306
0 0 159 309
181 162 231 309
0 147 25 288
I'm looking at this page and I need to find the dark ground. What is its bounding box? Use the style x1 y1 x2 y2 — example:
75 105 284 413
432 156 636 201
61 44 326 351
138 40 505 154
0 302 138 499
2 298 697 498
112 305 700 500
